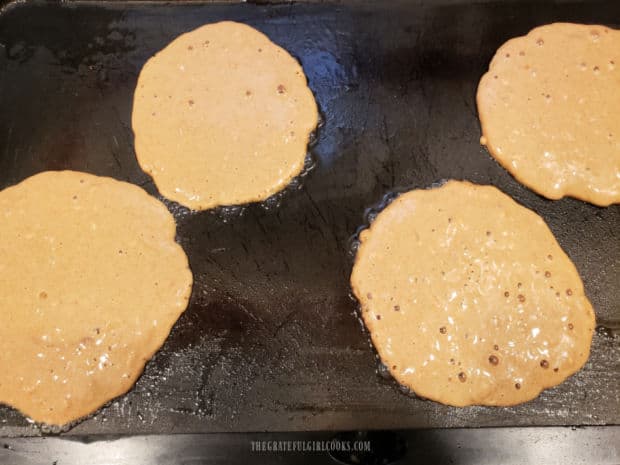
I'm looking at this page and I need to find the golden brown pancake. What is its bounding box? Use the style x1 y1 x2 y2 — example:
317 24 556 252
132 21 319 210
477 23 620 206
350 181 595 406
0 171 193 425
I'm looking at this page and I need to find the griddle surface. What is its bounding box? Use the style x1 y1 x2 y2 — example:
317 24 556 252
0 0 618 436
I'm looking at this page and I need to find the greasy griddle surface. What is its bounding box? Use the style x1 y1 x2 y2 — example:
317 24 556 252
0 0 618 436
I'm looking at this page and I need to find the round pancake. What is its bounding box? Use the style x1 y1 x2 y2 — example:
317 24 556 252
350 181 595 406
132 21 319 210
477 23 620 206
0 171 193 425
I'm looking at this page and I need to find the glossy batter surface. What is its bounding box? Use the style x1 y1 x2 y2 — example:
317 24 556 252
477 23 620 206
0 171 193 425
350 181 595 406
132 21 319 210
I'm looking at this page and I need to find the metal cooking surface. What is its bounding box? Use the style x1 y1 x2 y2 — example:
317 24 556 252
3 427 620 465
0 0 618 436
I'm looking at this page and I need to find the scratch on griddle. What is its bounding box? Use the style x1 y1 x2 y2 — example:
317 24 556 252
329 212 346 253
205 254 225 272
111 103 133 150
380 116 396 187
110 147 122 169
357 73 372 138
303 189 328 225
220 248 263 302
238 300 262 323
416 137 439 178
5 123 14 166
303 189 343 250
12 148 19 171
241 241 250 256
273 307 301 337
252 210 269 238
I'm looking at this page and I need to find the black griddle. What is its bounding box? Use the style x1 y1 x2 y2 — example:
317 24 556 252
0 0 618 439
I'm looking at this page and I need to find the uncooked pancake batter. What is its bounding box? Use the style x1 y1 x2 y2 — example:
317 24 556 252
351 181 595 406
477 23 620 206
0 171 193 425
132 21 319 210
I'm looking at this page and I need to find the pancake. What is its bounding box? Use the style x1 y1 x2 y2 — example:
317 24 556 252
350 181 595 406
0 171 193 425
132 21 319 210
477 23 620 206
